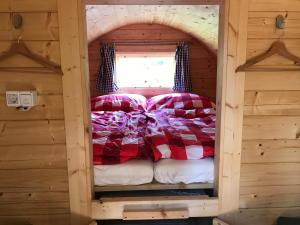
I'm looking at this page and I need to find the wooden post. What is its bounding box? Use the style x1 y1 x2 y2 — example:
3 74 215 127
58 0 93 224
215 0 249 223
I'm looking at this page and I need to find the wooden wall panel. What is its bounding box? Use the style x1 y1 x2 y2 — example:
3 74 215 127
240 185 300 208
245 72 300 91
0 120 66 145
88 23 217 101
0 73 63 94
0 169 69 192
240 163 300 187
249 0 300 12
240 2 300 224
243 116 300 140
0 145 67 169
242 140 300 163
0 13 59 41
0 0 57 12
0 215 70 225
248 12 300 39
0 1 69 223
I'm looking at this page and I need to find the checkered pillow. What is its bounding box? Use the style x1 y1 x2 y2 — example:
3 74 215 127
91 94 147 112
146 93 214 111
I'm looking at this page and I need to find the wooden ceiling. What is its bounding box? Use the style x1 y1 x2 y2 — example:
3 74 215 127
85 5 219 51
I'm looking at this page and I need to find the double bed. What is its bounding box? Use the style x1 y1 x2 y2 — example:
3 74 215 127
91 93 216 191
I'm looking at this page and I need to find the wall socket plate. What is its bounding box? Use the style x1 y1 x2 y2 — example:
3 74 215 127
6 91 20 107
6 91 37 107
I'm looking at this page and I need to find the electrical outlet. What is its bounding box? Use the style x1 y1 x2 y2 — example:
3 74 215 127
6 90 37 108
6 91 20 107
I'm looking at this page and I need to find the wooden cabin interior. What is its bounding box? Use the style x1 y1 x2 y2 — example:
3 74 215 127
0 1 299 225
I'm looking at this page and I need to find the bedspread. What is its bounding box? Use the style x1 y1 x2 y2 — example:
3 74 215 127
92 111 148 165
145 108 216 161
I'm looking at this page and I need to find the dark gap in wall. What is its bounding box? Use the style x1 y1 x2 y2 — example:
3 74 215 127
98 217 213 225
95 189 214 198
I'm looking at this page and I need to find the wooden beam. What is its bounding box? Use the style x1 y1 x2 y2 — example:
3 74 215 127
213 218 230 225
123 208 189 220
215 0 249 224
92 196 219 220
57 0 93 224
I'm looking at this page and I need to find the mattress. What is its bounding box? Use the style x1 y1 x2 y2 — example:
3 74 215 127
94 159 154 186
154 157 214 184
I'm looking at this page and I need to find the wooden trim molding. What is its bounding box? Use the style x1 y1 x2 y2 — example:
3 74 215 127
58 0 248 224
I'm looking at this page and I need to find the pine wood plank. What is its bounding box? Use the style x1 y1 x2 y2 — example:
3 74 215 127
92 197 218 219
248 12 300 39
0 144 67 169
0 13 59 41
245 72 300 91
0 191 69 204
240 163 300 186
244 91 300 106
244 105 300 116
240 185 300 208
0 120 66 145
0 73 63 95
0 94 64 120
242 140 300 163
249 0 300 12
123 208 189 220
237 207 300 225
0 202 70 216
0 169 69 192
215 1 249 223
0 0 57 12
243 116 300 140
0 214 70 225
58 1 93 224
213 218 230 225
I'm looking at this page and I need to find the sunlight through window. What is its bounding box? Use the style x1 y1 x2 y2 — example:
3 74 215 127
116 53 175 88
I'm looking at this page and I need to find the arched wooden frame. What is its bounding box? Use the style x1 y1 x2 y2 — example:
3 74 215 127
57 0 249 224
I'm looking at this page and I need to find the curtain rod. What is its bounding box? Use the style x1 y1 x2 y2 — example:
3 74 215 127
99 41 191 46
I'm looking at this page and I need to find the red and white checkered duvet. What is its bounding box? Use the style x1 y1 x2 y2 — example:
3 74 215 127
92 111 148 165
145 108 216 161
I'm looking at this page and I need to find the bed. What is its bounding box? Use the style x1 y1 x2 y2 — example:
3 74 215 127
91 93 216 189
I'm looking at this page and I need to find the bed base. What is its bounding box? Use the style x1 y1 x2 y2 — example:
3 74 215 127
92 195 219 220
94 181 214 192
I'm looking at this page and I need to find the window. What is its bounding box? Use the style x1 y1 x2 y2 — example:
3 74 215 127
115 52 175 88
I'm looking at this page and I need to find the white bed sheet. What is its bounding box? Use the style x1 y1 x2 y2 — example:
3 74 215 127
154 157 214 184
94 159 154 186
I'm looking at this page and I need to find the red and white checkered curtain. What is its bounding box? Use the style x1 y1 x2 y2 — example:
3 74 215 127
173 43 192 92
96 44 118 94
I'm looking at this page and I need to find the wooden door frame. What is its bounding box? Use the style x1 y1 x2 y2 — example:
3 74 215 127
57 0 249 224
